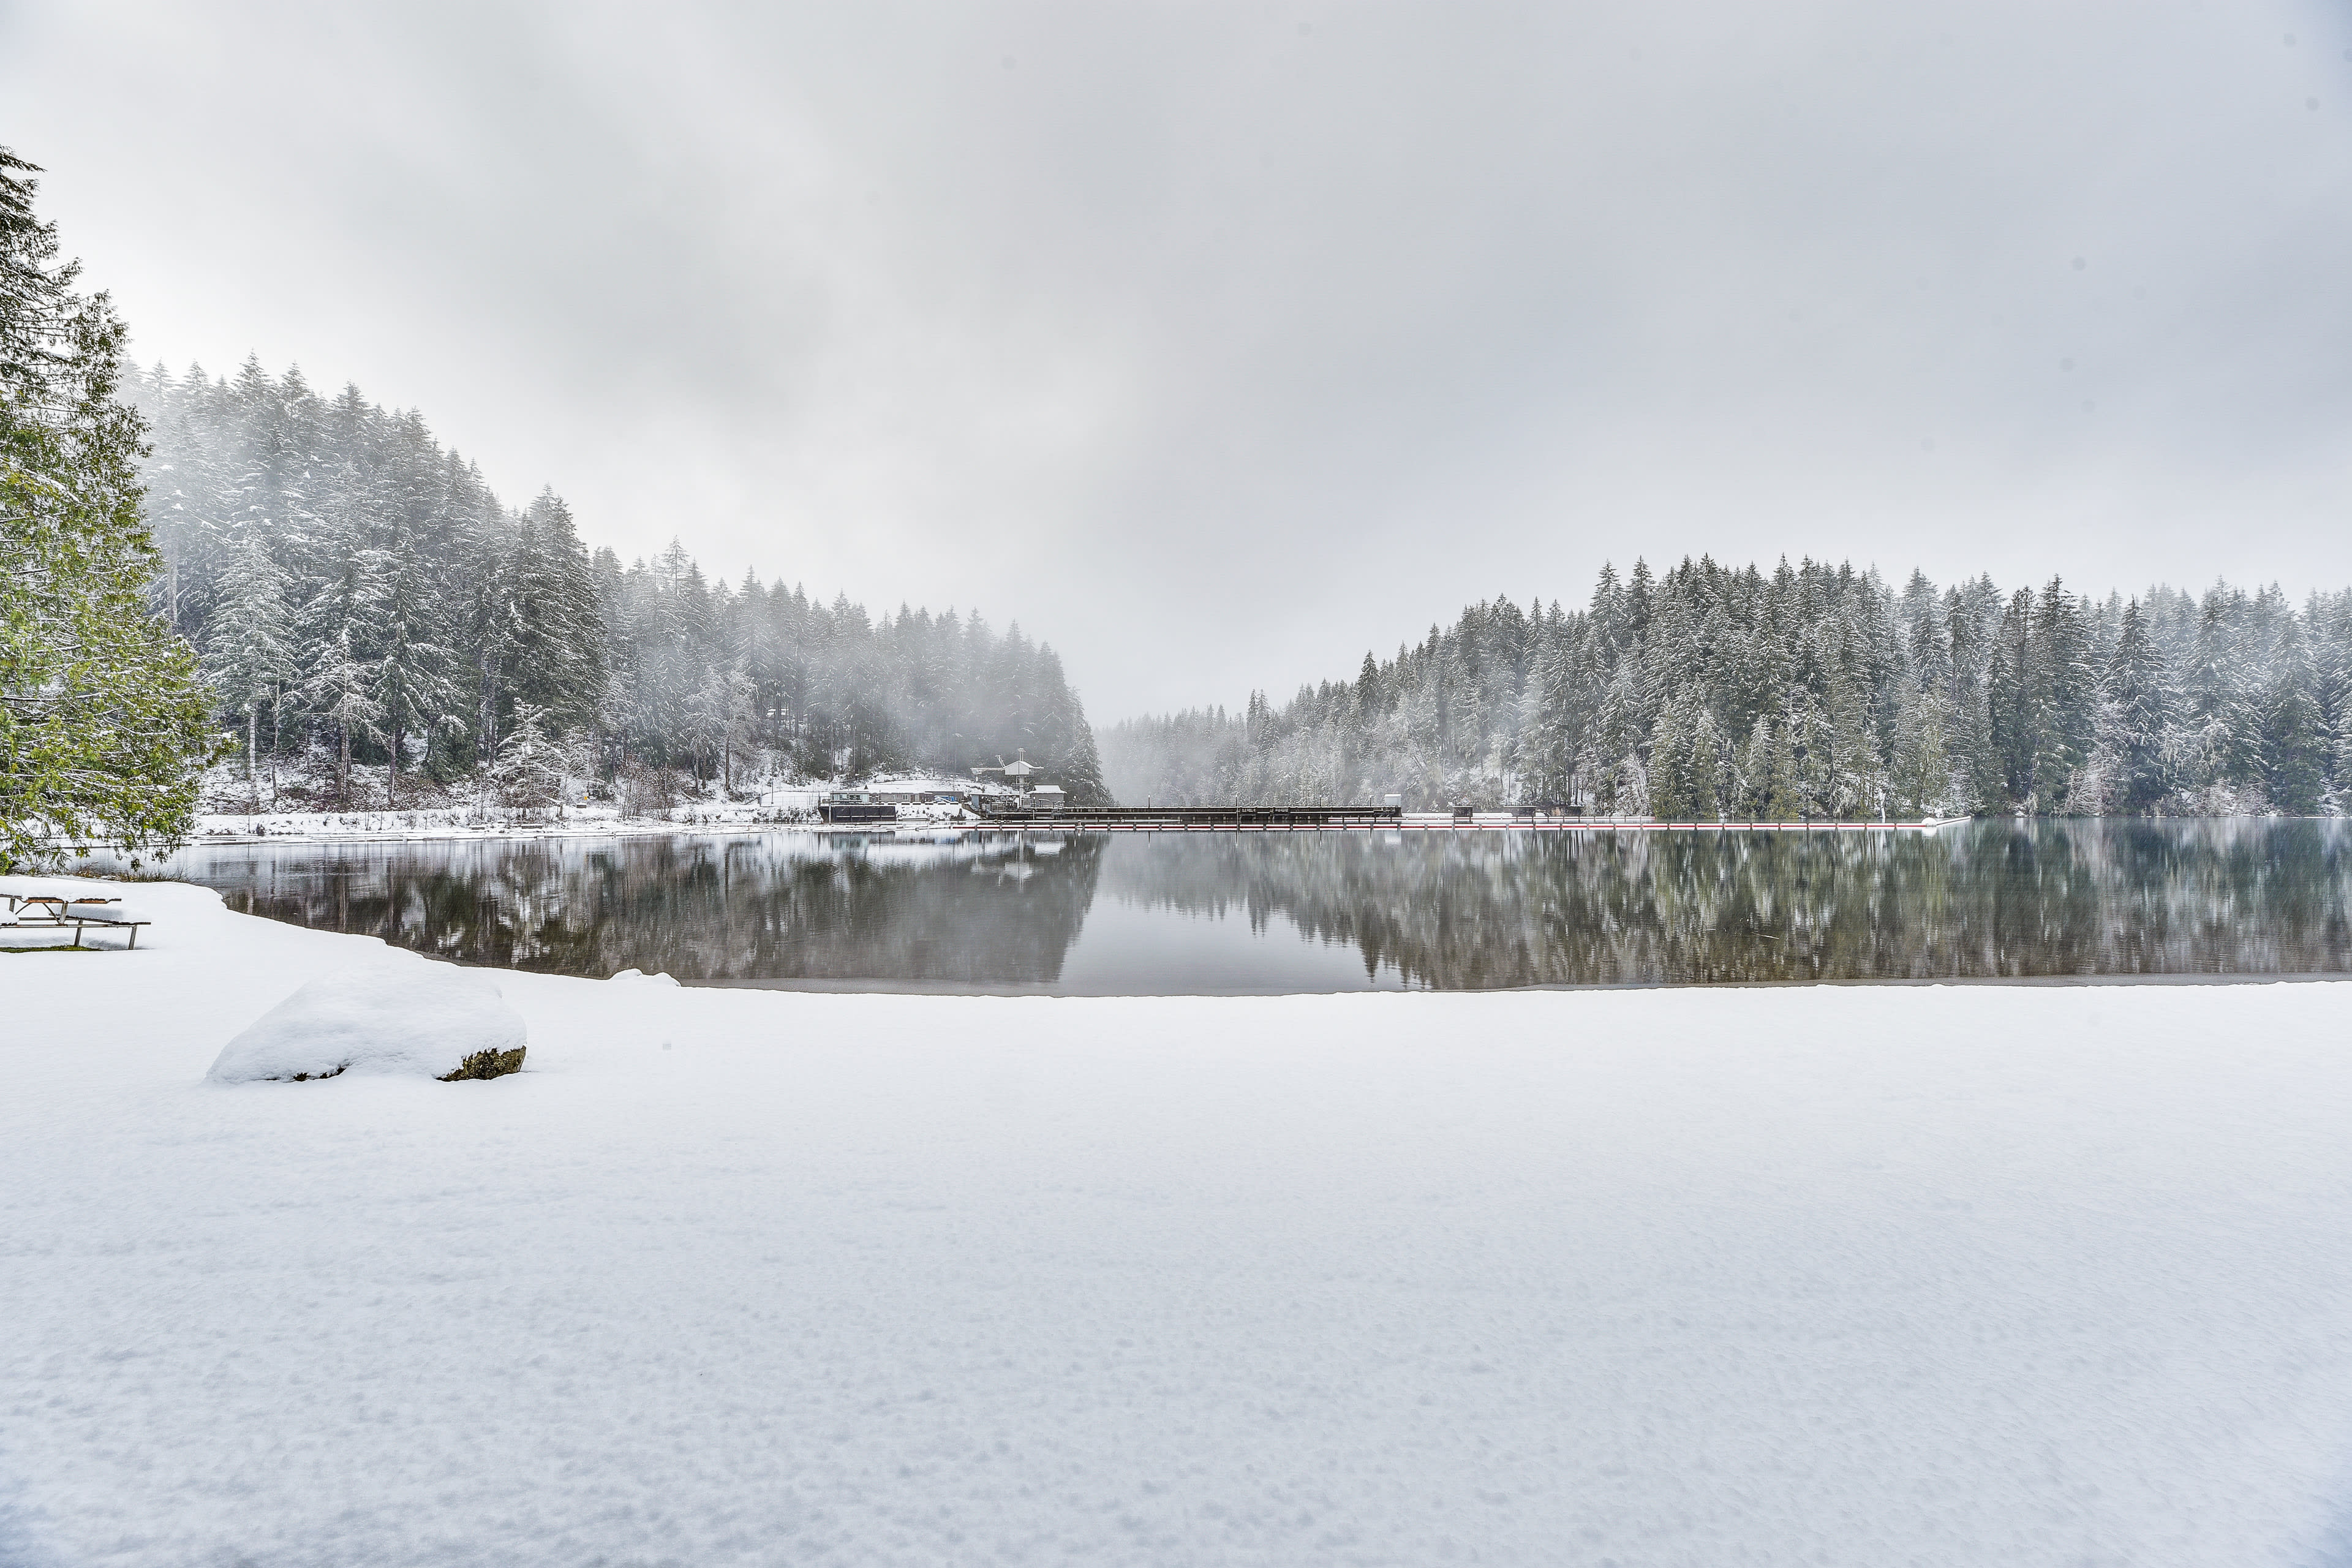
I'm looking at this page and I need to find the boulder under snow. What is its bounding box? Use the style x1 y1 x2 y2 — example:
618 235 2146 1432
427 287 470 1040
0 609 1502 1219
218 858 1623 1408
208 960 528 1084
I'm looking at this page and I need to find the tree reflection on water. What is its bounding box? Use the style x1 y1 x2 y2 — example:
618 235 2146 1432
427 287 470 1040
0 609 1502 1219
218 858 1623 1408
160 819 2351 990
1104 820 2352 987
190 833 1101 985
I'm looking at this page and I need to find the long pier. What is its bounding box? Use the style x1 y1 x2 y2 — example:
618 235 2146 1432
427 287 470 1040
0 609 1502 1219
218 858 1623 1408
973 807 1965 834
981 805 1402 829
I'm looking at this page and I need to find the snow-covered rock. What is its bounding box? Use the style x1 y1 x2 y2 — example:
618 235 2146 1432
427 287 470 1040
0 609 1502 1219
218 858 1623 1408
607 967 681 986
206 960 528 1083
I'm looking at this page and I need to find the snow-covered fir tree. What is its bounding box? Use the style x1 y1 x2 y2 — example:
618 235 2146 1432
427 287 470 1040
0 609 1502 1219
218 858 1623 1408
1 147 216 867
200 533 295 802
488 702 564 815
2096 600 2171 815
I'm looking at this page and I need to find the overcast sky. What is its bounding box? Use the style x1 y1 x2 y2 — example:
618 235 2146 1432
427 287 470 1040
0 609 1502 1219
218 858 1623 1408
6 2 2350 718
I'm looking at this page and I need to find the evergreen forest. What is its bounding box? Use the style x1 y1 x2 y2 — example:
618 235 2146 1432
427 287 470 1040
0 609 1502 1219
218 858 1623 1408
126 361 1109 809
1103 557 2352 818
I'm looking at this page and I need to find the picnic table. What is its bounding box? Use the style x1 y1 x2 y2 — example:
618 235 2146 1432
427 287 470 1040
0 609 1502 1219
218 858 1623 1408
1 892 151 949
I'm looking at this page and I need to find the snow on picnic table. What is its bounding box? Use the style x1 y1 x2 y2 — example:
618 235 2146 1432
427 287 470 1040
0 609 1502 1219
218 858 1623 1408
4 875 2352 1567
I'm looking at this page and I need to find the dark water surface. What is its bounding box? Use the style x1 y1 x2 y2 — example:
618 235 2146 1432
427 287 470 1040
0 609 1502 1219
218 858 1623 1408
121 819 2352 993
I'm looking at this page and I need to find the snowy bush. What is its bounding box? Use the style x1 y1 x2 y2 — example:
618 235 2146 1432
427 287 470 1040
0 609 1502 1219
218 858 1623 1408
208 962 528 1083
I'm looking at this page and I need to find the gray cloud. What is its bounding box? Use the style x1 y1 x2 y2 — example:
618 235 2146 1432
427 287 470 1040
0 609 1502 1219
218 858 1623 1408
6 0 2350 715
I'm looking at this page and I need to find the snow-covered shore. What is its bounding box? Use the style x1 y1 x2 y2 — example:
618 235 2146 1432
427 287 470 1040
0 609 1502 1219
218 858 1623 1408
167 772 996 845
181 803 810 843
6 877 2352 1566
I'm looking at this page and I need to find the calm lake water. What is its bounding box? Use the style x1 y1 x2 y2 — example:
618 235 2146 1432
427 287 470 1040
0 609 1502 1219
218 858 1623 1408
119 819 2352 993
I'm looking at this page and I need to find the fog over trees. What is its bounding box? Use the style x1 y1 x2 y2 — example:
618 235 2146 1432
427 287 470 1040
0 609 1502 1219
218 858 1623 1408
1105 556 2352 818
107 363 2352 826
127 361 1109 807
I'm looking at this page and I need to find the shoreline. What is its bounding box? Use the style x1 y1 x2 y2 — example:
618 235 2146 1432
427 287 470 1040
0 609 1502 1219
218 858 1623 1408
62 812 1996 853
696 969 2352 996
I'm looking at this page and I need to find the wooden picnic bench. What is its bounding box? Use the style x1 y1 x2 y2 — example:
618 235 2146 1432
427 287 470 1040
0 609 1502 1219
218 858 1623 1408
1 893 151 949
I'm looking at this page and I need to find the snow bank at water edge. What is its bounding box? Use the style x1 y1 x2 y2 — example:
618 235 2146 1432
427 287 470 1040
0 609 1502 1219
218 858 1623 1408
5 873 2352 1566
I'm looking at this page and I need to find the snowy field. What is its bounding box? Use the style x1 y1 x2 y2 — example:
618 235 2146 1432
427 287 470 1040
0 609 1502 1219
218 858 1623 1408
6 877 2352 1566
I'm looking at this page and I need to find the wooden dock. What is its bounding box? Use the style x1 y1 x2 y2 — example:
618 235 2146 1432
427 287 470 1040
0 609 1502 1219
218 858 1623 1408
971 807 1966 834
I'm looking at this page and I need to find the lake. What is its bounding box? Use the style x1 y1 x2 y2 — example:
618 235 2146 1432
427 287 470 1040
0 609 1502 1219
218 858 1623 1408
112 818 2352 993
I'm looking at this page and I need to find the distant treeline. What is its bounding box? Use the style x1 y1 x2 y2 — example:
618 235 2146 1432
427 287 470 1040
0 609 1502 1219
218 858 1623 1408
127 361 1107 805
1103 556 2352 817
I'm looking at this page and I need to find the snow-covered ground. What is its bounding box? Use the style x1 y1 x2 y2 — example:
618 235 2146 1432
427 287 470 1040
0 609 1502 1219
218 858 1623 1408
176 772 1006 843
6 875 2352 1566
182 801 805 842
175 795 983 846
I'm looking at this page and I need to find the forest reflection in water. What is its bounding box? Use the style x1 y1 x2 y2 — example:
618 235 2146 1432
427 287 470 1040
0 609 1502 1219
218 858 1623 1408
147 818 2352 993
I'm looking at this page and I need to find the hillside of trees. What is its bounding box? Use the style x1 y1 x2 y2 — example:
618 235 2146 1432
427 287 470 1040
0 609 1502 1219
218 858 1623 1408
126 361 1108 809
1104 557 2352 818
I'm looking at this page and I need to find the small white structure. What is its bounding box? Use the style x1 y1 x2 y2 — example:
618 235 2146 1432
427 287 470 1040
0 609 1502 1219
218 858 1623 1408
973 752 1061 807
974 753 1037 785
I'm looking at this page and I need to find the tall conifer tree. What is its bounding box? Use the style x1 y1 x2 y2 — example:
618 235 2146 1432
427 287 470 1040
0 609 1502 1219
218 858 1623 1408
1 149 216 867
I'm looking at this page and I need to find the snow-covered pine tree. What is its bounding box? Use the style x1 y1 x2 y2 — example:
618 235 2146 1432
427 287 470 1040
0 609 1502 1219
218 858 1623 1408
489 701 564 815
1890 687 1952 818
1764 701 1805 821
1823 648 1880 820
1732 715 1770 817
2335 707 2352 815
2100 600 2173 815
1055 712 1112 809
2180 589 2248 804
500 489 605 737
2032 578 2096 810
202 532 295 805
1986 589 2039 810
366 410 462 801
1943 582 2000 812
1646 697 1691 821
2261 618 2327 815
369 543 458 808
1 147 217 869
1687 706 1724 820
294 471 391 806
